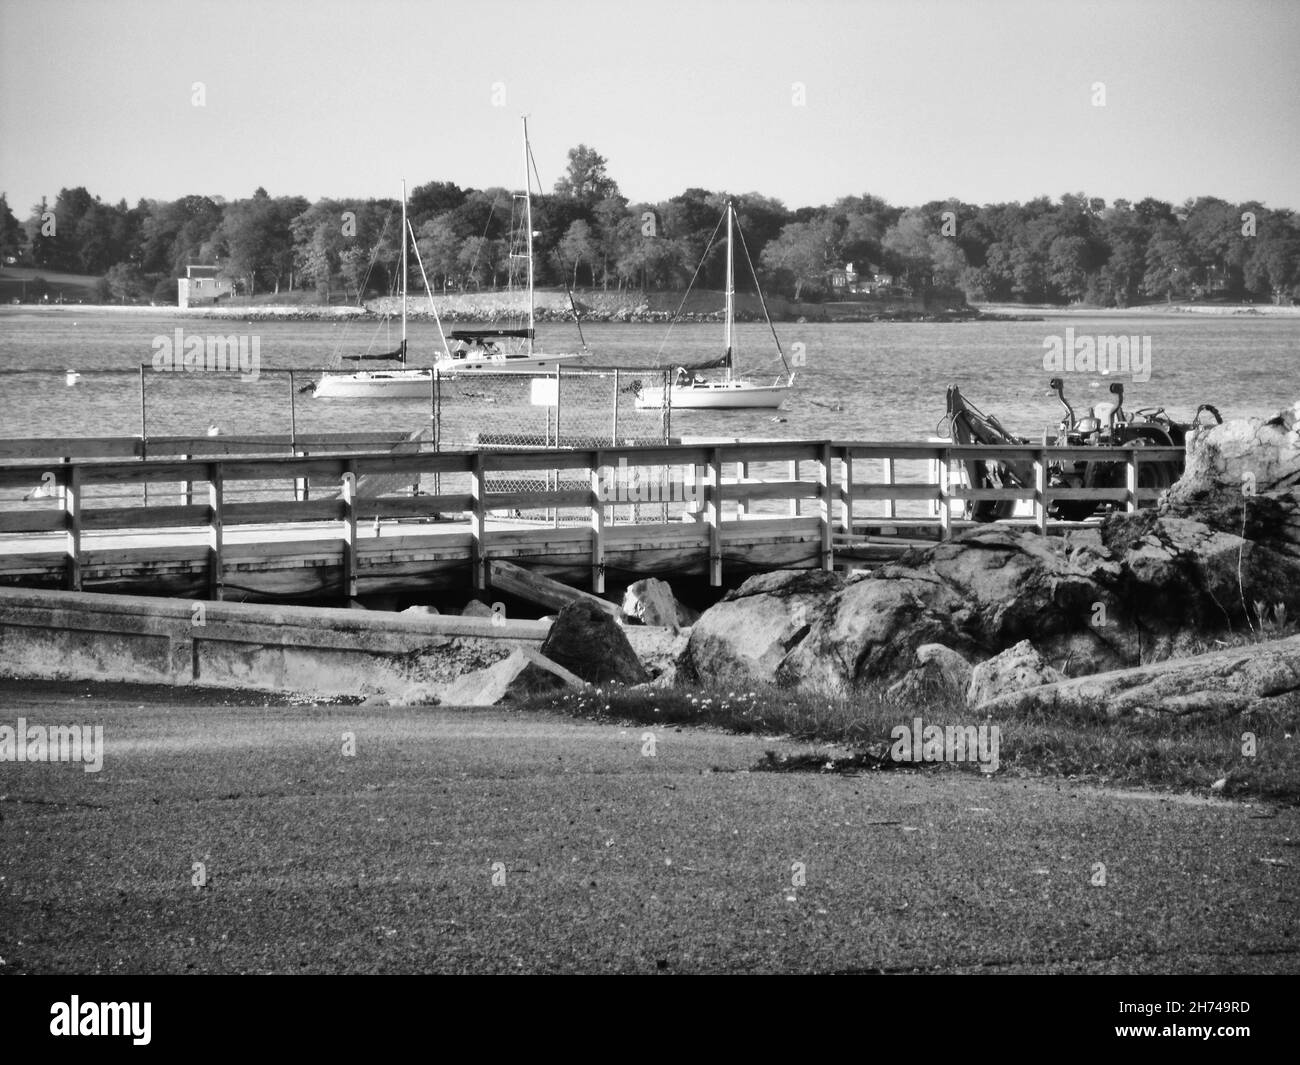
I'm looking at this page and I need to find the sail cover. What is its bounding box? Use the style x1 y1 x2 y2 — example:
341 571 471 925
448 329 534 341
343 346 406 362
673 351 732 373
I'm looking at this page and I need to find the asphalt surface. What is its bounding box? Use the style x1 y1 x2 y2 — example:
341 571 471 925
1 681 1296 974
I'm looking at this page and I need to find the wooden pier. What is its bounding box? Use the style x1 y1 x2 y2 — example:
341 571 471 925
0 433 1181 604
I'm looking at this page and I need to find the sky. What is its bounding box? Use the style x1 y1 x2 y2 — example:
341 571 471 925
1 0 1297 216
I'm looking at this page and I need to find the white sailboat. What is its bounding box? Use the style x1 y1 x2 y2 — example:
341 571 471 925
635 201 796 411
312 180 434 399
313 119 582 399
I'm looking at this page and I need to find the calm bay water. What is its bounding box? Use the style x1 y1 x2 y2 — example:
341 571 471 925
0 309 1296 445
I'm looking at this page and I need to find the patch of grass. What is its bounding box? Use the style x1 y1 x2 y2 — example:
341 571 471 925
525 680 1300 805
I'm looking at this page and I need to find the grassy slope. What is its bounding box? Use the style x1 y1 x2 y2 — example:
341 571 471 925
2 680 1296 974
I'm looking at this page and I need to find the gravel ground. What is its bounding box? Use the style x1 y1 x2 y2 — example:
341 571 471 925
1 680 1296 974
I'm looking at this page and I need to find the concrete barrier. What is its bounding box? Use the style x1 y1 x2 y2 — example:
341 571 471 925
0 587 549 699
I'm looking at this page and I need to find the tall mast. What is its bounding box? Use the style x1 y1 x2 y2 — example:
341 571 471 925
522 116 535 356
400 178 408 363
724 201 734 381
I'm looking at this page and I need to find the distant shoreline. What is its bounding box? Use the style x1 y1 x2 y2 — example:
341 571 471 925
3 301 1296 322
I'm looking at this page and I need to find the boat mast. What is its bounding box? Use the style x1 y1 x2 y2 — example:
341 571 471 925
724 201 734 381
400 178 408 364
522 116 535 356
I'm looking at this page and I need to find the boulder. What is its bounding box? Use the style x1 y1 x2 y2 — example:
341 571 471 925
966 640 1065 709
621 578 681 629
679 570 846 687
976 633 1300 719
776 526 1131 693
540 599 650 686
438 648 585 707
886 644 973 705
623 625 690 681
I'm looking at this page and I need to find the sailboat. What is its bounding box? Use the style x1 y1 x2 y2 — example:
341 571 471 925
312 180 434 399
312 119 582 399
634 201 796 411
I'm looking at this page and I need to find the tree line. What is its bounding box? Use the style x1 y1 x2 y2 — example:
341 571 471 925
2 144 1297 306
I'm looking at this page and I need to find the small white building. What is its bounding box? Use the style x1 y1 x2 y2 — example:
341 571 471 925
177 264 234 309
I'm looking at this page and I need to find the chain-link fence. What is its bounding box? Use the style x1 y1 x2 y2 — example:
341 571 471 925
430 368 676 526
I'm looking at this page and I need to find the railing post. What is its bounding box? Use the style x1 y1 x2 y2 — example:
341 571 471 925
839 448 855 535
64 465 81 592
207 463 224 601
611 369 619 445
1126 447 1139 513
182 454 193 506
471 451 487 592
590 451 606 594
341 458 358 601
788 460 800 517
1035 448 1049 534
736 459 750 519
707 447 723 586
938 448 952 541
883 457 896 519
818 442 833 571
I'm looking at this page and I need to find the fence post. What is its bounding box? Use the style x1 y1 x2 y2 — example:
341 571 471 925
938 447 952 541
840 447 855 536
788 460 800 517
884 456 895 519
591 450 606 594
65 465 81 592
471 451 487 592
611 369 619 444
1126 447 1139 513
341 458 358 601
707 447 723 586
736 459 750 519
1035 447 1049 534
818 442 833 571
208 462 224 601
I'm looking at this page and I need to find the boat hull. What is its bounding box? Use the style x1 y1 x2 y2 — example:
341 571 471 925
313 353 585 398
636 381 792 410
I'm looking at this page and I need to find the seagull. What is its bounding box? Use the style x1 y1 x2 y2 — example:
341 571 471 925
207 424 221 436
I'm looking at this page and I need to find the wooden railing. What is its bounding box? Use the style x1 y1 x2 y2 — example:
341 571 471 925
0 439 1184 598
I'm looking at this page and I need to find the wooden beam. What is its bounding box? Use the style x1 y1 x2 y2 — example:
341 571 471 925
65 465 81 591
341 460 358 601
471 451 487 592
590 453 605 594
207 463 224 601
818 442 833 571
488 559 619 617
708 448 723 586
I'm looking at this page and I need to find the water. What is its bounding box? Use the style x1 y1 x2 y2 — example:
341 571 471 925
0 309 1296 444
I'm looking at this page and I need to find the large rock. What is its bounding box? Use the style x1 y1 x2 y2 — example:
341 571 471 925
886 643 974 704
966 640 1065 709
621 578 682 629
438 648 585 707
540 599 650 686
977 633 1300 719
679 570 847 687
623 625 690 682
775 526 1131 693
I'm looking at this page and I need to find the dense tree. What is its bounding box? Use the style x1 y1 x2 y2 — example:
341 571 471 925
553 145 620 204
